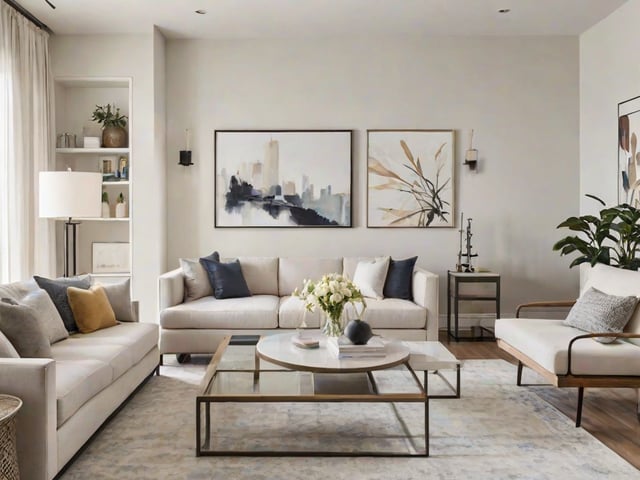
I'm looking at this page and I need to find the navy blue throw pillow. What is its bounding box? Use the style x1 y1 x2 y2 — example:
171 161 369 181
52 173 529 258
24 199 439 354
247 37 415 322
199 258 251 299
34 275 91 333
383 256 418 300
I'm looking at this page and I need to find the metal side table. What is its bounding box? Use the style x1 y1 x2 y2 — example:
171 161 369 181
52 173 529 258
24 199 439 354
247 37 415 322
447 271 500 341
0 395 22 480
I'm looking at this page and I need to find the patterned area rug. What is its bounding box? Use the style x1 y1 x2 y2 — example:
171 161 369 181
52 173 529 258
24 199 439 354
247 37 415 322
60 359 638 479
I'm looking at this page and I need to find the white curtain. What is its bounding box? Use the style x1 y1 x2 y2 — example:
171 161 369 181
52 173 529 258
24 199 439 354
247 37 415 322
0 2 55 282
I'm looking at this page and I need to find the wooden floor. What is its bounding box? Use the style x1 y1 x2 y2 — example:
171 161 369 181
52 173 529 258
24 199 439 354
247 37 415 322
439 331 640 470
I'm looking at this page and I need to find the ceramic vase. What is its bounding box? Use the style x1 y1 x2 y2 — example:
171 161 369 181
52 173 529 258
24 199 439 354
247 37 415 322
115 202 127 218
102 126 127 148
344 319 373 345
101 201 111 218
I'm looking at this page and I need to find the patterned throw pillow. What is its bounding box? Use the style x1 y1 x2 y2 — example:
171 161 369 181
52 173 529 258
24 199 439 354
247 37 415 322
563 287 638 343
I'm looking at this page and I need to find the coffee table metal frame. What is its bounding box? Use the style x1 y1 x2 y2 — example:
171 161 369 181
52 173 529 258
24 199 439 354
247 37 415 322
196 334 429 457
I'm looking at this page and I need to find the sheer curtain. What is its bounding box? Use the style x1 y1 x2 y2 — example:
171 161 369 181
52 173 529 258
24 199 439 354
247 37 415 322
0 2 55 282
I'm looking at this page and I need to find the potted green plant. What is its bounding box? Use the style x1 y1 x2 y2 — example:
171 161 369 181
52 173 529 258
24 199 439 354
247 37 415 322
553 194 640 270
91 104 128 148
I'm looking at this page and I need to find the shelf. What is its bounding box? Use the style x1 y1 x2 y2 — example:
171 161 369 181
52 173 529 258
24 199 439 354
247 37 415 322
454 295 499 301
56 148 129 154
90 273 131 277
102 181 130 185
81 218 129 222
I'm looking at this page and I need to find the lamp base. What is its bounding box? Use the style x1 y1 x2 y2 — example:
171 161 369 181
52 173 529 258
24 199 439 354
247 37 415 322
63 218 81 277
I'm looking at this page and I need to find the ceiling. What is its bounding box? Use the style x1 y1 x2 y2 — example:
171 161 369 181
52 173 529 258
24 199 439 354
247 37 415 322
15 0 629 39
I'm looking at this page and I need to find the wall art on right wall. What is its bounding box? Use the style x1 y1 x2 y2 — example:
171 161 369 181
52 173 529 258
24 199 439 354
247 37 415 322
618 95 640 207
367 129 455 228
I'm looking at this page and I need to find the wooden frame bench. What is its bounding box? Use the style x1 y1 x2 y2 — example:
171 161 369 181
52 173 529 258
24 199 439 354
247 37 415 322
496 301 640 427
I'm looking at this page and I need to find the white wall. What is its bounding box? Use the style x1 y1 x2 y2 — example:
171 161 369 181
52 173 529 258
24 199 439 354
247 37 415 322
580 0 640 214
51 34 165 324
166 36 580 322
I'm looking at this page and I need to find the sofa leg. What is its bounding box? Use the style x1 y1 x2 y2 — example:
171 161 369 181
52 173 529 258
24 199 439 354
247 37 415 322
155 364 160 376
516 361 523 386
159 354 163 366
576 387 584 427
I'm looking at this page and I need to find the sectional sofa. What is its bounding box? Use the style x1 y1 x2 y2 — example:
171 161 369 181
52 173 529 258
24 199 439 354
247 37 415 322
159 256 439 358
0 278 159 480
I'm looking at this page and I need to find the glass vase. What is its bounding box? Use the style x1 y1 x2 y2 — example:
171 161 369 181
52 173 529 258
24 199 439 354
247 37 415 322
322 311 344 337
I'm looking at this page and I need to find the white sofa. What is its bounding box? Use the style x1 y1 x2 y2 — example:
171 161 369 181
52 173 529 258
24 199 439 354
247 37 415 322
159 256 439 358
495 263 640 426
0 279 159 480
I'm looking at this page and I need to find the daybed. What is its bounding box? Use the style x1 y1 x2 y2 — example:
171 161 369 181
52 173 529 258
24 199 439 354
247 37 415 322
0 278 159 480
159 256 439 359
495 263 640 426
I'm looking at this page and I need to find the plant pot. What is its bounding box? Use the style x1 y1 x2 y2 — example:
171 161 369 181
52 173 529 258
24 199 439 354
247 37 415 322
102 126 127 148
344 319 373 345
115 202 127 218
101 201 111 218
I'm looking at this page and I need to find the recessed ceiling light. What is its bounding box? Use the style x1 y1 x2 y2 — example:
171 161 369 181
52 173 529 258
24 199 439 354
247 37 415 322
498 8 511 14
195 9 206 15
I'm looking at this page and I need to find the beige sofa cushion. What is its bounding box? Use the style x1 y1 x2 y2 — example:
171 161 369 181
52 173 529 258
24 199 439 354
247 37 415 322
238 257 278 295
278 296 323 328
495 318 640 376
346 298 426 329
582 263 640 346
278 257 342 296
160 295 279 329
55 359 112 427
52 322 158 426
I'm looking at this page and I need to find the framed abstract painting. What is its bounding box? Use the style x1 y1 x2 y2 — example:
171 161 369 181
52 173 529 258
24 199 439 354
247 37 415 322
214 130 352 228
367 129 455 228
618 96 640 206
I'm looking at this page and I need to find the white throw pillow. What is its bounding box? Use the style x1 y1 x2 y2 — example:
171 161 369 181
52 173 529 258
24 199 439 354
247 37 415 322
353 257 390 300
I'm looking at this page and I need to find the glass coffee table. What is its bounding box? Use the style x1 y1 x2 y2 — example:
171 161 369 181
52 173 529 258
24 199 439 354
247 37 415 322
197 333 429 457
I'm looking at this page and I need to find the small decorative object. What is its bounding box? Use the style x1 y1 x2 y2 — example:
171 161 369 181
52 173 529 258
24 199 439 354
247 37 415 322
115 193 127 218
464 129 478 170
92 242 130 274
293 273 366 337
344 319 373 345
456 212 478 272
553 194 640 270
83 136 100 149
179 129 193 166
101 191 111 218
367 130 455 228
118 156 128 179
291 335 320 349
91 104 128 148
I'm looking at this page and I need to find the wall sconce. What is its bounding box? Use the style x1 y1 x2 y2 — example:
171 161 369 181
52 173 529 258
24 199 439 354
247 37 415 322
464 129 478 171
179 129 193 166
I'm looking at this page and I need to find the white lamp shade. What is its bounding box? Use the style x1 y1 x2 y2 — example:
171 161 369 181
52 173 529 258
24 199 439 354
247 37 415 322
39 171 102 219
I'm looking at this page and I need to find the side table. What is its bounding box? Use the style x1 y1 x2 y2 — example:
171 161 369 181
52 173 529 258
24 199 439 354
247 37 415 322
447 271 500 341
0 394 22 480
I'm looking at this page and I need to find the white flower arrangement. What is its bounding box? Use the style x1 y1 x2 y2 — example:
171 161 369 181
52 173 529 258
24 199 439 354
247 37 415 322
293 273 366 336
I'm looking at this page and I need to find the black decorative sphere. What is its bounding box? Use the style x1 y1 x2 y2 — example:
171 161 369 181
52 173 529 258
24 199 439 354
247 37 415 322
344 319 373 345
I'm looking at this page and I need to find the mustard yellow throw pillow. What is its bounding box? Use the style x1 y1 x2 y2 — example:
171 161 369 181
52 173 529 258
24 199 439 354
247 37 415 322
67 285 117 334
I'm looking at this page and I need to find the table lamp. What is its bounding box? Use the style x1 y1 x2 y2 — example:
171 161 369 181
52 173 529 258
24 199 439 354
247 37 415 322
39 169 102 276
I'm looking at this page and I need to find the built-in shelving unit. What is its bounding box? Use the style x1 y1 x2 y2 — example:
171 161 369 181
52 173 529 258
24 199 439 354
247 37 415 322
54 77 133 284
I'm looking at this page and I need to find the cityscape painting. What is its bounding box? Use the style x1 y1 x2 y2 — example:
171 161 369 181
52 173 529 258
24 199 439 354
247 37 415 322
215 130 352 227
367 129 455 228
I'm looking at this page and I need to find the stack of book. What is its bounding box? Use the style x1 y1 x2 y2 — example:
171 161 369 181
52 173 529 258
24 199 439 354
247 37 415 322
327 336 386 358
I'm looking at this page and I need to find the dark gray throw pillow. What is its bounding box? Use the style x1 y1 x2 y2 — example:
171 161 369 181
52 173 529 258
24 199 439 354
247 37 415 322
563 287 638 344
34 275 91 333
383 256 418 300
199 258 251 299
0 298 52 358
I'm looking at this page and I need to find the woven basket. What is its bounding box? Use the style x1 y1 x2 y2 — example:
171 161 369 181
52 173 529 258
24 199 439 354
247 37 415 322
0 395 21 480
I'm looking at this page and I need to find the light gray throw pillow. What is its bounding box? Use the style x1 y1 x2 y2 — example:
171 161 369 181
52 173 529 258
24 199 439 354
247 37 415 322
0 329 19 358
97 278 134 322
22 289 69 344
563 287 639 343
0 298 52 358
180 253 220 302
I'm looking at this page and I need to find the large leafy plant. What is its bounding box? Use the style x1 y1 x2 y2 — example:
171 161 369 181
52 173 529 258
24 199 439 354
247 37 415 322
553 194 640 270
91 104 127 128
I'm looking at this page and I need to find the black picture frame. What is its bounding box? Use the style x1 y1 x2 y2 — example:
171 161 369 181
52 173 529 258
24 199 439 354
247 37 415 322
214 130 353 228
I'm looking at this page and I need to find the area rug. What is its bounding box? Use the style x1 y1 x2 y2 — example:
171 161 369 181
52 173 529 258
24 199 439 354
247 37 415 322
60 359 638 479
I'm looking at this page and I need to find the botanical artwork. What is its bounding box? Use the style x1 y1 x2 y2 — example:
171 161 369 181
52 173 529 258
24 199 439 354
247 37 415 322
618 96 640 206
367 130 455 228
215 130 352 227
